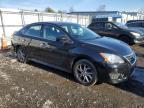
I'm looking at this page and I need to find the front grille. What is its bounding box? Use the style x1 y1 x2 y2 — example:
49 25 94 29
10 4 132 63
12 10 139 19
124 53 136 65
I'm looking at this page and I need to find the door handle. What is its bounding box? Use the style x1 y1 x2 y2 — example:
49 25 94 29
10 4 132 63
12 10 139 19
47 42 57 46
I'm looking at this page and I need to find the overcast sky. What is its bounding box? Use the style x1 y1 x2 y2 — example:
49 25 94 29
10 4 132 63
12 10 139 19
0 0 144 12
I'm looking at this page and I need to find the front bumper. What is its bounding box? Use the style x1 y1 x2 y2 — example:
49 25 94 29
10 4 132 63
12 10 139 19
106 63 135 84
98 62 136 84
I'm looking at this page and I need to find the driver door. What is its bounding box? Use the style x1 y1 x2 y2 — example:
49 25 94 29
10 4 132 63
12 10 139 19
104 22 119 38
41 24 71 68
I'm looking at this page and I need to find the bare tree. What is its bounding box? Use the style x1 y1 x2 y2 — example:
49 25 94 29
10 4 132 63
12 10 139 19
69 7 75 13
58 10 67 13
45 7 55 13
97 4 106 11
34 9 38 12
58 10 63 13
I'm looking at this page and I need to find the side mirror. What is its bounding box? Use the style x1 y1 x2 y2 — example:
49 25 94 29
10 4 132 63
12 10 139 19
107 26 112 30
56 36 73 44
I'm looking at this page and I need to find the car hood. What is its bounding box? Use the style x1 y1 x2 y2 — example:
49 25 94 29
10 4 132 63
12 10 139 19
81 37 133 56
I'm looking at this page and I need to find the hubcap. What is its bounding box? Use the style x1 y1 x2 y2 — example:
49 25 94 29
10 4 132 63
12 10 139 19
75 63 93 83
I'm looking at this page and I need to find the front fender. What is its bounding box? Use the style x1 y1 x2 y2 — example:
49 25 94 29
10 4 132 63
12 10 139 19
70 47 104 68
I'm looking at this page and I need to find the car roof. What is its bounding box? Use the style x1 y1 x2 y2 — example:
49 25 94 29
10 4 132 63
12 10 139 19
127 20 144 23
28 22 79 26
91 21 112 23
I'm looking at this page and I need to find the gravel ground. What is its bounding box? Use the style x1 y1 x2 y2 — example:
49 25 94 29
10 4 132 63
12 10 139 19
0 45 144 108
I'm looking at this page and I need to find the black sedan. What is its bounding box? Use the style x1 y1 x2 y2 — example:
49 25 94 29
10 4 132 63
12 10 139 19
11 22 136 86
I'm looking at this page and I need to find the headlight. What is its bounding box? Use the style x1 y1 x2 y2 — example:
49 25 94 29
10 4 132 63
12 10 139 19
100 53 125 64
131 32 141 38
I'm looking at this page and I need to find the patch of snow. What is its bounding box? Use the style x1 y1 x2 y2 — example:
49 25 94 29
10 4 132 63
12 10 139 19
42 99 53 108
0 97 5 108
10 59 17 63
0 71 11 81
10 86 20 91
132 68 144 86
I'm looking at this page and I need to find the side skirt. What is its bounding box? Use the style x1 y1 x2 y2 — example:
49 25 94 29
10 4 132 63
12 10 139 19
28 58 72 73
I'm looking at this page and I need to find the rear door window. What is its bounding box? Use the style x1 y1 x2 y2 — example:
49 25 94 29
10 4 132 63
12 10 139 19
93 22 105 29
24 25 42 37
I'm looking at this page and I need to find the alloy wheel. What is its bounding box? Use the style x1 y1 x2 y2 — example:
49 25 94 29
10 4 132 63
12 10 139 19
74 59 98 86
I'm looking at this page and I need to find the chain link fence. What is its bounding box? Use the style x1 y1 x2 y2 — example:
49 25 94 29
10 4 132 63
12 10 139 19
0 9 91 49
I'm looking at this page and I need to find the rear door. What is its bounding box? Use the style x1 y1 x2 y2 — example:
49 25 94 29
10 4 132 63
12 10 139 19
22 24 44 60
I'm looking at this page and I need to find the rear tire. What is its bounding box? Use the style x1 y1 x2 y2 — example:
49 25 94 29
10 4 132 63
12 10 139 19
16 47 27 63
73 59 98 86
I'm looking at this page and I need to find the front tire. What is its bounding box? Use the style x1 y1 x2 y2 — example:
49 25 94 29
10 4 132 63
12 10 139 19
73 59 98 86
16 47 27 63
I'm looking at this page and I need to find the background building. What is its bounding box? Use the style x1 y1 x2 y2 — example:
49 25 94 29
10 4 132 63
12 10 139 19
69 11 144 24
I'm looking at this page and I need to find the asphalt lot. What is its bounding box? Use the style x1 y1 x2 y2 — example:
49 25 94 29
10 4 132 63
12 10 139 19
0 44 144 108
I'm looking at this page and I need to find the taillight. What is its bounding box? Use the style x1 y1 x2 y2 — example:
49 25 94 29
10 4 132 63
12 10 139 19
11 31 17 40
11 33 14 40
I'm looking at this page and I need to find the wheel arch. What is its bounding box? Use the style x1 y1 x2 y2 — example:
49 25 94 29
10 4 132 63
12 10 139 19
118 34 134 44
71 55 97 71
72 55 101 86
14 45 21 52
118 34 131 39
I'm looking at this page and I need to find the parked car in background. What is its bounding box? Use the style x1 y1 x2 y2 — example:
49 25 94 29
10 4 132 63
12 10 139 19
126 20 144 33
12 22 136 86
88 21 144 45
126 20 144 28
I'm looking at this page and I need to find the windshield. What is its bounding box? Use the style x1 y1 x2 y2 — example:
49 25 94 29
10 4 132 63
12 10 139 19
114 22 128 28
60 24 100 40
